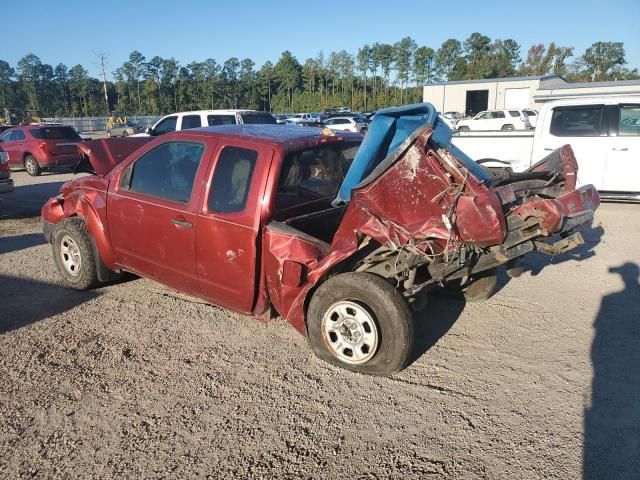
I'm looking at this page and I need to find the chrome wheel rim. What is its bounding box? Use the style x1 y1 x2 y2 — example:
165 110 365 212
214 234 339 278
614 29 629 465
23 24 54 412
60 235 82 277
321 300 379 364
26 159 36 174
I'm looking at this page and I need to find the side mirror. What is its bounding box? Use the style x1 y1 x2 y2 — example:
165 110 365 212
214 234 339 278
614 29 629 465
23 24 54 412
145 127 154 135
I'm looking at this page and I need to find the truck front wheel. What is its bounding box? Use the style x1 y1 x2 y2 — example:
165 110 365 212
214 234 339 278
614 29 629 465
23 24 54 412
307 273 414 376
51 218 100 290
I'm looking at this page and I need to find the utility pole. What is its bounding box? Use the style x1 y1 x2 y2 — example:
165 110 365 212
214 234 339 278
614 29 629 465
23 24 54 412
94 50 110 114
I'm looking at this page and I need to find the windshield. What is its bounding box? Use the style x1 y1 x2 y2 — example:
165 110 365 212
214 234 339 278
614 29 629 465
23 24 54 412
276 141 360 212
241 113 277 125
30 126 81 140
430 118 493 183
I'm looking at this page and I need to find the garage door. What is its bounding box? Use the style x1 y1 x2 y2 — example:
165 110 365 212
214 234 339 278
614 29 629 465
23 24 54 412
504 88 530 109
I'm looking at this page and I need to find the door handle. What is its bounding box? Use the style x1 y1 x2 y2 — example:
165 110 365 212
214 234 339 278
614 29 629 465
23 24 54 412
543 148 554 151
171 217 192 228
611 147 628 152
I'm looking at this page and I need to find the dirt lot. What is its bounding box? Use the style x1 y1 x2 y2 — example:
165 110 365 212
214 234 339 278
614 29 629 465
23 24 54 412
1 171 638 479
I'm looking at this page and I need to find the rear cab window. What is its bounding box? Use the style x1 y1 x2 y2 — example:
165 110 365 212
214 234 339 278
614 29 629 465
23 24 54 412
550 105 605 137
240 113 276 125
30 126 80 140
275 142 358 213
509 111 521 117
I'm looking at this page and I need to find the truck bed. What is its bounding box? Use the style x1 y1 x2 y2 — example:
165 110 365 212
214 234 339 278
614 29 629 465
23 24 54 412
283 205 347 244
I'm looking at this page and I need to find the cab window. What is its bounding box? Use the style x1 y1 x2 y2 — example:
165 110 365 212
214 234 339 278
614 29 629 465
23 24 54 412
126 141 205 203
618 105 640 136
276 142 358 211
208 115 236 126
550 106 604 137
154 116 177 135
181 115 202 130
208 147 257 213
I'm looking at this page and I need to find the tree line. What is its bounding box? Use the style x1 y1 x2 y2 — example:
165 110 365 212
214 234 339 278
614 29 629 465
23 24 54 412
0 34 637 119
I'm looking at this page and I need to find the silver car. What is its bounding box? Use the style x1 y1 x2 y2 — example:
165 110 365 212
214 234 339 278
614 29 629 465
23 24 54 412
107 122 143 137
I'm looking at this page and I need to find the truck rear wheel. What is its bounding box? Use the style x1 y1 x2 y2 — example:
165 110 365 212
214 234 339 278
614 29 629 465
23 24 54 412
307 273 414 376
51 218 100 290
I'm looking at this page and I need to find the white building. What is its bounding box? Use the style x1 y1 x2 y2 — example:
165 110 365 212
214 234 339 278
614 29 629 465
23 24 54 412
423 75 640 116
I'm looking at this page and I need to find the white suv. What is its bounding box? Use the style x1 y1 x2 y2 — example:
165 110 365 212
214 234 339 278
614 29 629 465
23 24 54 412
139 110 276 136
457 110 530 132
324 116 367 134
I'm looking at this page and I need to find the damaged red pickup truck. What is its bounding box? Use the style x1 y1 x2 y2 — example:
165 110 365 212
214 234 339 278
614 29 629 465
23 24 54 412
42 104 599 375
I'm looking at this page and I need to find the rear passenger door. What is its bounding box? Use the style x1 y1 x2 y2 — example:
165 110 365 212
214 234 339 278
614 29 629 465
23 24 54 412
603 104 640 193
195 141 274 314
536 104 609 190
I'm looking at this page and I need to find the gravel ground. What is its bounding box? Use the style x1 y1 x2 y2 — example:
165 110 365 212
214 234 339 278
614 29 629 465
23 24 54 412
1 171 639 479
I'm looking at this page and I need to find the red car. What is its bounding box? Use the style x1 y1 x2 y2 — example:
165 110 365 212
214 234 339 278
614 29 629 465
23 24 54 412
41 110 599 375
0 125 83 176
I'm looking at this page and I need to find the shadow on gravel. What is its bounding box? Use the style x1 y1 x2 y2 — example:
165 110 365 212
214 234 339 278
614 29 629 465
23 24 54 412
525 225 605 276
0 274 99 333
0 181 65 219
584 262 640 479
0 233 46 255
409 294 466 365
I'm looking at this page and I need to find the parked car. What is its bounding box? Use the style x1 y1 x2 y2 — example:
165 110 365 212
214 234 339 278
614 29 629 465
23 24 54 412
456 109 531 132
286 113 315 124
293 121 326 128
452 96 640 201
139 110 276 137
107 121 143 137
0 150 14 194
0 124 82 176
41 104 599 375
274 115 288 125
324 116 367 134
443 111 464 124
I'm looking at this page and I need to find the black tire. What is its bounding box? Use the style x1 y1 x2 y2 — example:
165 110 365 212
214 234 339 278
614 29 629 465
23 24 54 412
307 273 414 376
501 124 515 131
122 130 129 137
442 268 497 302
457 126 470 132
24 155 41 176
51 218 100 290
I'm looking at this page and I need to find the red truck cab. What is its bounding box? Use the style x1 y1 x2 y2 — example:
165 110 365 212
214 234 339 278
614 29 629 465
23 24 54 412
42 112 599 376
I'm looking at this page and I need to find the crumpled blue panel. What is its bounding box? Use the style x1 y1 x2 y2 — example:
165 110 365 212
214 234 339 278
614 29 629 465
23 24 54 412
334 102 437 205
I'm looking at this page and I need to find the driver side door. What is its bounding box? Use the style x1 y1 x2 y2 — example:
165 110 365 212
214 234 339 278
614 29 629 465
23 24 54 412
107 137 209 295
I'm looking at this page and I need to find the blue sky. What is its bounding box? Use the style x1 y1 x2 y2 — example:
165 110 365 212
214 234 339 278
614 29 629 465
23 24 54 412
3 0 639 79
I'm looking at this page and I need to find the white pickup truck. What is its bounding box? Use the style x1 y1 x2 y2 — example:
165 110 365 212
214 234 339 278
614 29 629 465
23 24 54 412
452 96 640 201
